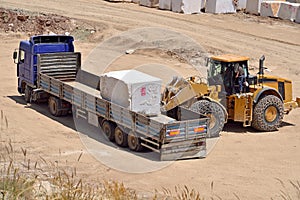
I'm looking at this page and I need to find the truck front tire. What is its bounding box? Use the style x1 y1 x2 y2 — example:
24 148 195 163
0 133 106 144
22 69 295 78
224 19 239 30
24 85 32 103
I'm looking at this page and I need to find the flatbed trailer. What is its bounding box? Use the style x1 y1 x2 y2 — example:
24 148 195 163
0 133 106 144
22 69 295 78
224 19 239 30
36 52 208 161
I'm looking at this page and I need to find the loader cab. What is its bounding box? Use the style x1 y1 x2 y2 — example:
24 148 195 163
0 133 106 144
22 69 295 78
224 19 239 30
207 54 250 96
13 35 74 93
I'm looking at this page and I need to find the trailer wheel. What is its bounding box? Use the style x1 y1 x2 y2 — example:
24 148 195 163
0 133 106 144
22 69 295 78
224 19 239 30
115 127 128 147
252 95 284 131
191 100 225 138
101 121 115 141
24 85 32 103
128 133 143 151
48 96 62 117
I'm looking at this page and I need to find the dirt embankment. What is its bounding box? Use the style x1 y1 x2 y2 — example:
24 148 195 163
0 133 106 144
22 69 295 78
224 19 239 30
0 8 75 35
0 7 107 42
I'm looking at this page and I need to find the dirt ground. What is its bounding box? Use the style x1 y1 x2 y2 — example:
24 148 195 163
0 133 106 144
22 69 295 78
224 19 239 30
0 0 300 199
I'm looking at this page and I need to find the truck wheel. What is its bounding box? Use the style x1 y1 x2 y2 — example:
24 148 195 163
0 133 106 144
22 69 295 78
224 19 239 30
48 96 62 117
128 133 143 151
191 100 225 138
101 121 115 141
24 85 32 103
115 127 128 147
252 95 284 131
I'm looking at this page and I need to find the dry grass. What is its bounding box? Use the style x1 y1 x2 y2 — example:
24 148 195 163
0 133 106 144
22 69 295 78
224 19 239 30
273 178 300 200
0 141 138 199
0 110 136 200
1 109 299 200
162 186 204 200
0 139 137 200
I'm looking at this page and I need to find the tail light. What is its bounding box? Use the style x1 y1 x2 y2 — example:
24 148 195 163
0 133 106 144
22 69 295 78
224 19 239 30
194 126 205 133
168 129 180 136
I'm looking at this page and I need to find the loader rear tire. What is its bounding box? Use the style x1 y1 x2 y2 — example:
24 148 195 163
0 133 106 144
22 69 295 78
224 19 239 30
102 121 115 142
191 100 225 138
252 95 284 131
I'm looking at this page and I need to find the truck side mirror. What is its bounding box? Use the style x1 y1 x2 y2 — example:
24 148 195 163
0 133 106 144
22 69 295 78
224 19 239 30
13 51 18 64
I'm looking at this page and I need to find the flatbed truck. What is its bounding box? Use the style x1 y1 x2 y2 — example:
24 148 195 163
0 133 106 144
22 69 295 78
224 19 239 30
13 35 209 161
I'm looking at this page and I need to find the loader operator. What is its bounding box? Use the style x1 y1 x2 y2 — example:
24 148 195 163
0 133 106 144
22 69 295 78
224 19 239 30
234 63 244 93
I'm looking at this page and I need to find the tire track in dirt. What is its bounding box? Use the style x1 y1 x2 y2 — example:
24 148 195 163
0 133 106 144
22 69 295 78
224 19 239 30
2 0 298 68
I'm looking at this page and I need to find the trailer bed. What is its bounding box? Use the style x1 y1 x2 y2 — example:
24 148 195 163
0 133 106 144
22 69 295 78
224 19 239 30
37 53 208 161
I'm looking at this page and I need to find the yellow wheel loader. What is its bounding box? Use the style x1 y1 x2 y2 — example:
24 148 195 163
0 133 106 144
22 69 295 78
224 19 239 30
161 54 300 137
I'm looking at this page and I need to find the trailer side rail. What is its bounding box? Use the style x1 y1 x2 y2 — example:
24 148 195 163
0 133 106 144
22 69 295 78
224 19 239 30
37 53 208 160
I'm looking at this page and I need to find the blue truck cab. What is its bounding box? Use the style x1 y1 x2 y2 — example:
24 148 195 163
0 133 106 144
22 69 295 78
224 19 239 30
13 35 75 94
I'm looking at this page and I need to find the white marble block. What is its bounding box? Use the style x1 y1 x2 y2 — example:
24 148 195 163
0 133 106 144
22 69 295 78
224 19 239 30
132 0 140 3
287 0 300 3
246 0 263 14
159 0 172 10
278 2 300 20
201 0 206 9
237 0 247 9
260 1 284 17
205 0 236 14
140 0 159 7
172 0 203 14
100 70 162 116
295 5 300 22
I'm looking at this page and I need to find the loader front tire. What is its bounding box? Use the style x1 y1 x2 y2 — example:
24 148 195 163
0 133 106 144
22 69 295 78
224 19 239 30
191 100 225 138
252 95 284 131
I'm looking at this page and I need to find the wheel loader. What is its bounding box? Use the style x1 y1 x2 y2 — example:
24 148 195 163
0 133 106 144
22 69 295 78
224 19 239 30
161 54 300 137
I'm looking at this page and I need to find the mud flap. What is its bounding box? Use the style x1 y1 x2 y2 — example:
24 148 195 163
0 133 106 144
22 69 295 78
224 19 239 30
160 139 206 161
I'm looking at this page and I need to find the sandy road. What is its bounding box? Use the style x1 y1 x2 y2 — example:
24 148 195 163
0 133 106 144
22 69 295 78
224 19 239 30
0 0 300 199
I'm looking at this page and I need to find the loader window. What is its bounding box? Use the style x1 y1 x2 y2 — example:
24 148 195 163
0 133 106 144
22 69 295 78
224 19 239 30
209 61 222 77
208 60 224 88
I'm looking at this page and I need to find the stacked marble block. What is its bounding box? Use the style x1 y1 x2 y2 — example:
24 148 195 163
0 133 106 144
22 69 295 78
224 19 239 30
159 0 205 14
246 0 264 14
140 0 159 7
159 0 172 10
260 1 300 21
296 7 300 22
138 0 300 22
237 0 248 9
245 0 283 15
205 0 236 13
260 1 285 17
278 2 300 20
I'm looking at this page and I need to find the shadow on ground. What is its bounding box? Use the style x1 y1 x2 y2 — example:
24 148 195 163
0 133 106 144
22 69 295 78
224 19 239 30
7 95 162 162
223 120 295 134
